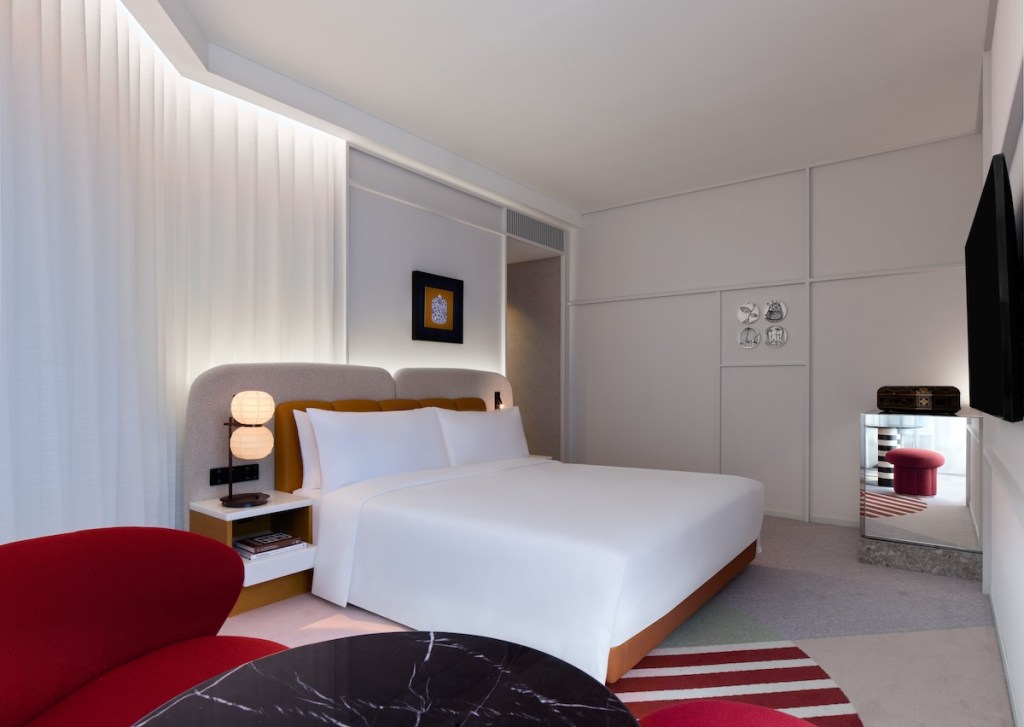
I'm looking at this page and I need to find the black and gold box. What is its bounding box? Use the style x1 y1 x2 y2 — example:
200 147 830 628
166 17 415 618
876 386 961 415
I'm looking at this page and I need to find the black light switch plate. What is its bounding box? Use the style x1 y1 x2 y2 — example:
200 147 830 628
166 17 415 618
209 464 259 486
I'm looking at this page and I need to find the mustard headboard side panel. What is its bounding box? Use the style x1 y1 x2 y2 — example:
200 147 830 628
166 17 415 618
182 363 396 526
274 401 337 495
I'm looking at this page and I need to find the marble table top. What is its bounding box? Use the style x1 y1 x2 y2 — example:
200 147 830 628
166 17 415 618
136 631 639 726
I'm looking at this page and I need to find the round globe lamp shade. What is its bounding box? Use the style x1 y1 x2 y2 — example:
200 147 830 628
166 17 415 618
231 390 275 425
230 425 274 460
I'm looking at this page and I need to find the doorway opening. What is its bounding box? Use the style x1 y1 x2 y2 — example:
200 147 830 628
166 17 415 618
506 236 562 459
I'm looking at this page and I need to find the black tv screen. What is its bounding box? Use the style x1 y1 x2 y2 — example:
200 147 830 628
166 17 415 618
964 153 1023 422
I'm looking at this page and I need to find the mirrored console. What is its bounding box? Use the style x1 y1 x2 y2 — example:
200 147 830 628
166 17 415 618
859 411 983 579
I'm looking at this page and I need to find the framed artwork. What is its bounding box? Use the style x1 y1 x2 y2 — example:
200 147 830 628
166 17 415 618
412 270 464 344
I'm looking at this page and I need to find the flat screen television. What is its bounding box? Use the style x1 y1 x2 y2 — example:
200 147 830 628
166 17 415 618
964 153 1023 422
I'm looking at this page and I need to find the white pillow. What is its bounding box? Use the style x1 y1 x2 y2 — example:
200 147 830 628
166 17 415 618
306 407 451 492
293 409 322 490
436 406 530 466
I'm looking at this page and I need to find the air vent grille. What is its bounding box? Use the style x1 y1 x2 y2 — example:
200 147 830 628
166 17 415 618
506 210 564 252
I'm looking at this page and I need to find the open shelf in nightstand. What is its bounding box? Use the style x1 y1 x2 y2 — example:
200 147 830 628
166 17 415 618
190 492 316 614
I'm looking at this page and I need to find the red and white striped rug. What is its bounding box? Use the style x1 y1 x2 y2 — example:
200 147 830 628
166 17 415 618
609 641 863 726
860 489 927 518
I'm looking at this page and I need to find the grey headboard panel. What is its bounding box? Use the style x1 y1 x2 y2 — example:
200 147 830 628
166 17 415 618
394 368 512 410
182 363 512 526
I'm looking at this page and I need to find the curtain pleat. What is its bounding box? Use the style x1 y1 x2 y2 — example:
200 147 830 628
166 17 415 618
0 0 344 541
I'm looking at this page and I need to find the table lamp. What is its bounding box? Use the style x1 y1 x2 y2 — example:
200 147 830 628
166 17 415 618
222 390 274 508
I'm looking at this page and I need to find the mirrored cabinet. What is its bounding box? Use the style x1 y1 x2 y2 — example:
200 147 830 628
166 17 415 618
859 410 983 579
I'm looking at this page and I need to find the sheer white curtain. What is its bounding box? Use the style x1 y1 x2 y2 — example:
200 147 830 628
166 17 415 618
0 0 344 541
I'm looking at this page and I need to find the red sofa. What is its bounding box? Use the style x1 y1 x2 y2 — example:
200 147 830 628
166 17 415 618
0 527 286 727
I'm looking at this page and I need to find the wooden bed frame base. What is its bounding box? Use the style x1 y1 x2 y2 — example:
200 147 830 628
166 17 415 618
605 540 757 683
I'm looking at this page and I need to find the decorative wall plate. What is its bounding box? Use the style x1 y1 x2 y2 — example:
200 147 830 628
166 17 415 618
738 327 760 349
736 302 760 325
765 325 788 347
763 299 787 322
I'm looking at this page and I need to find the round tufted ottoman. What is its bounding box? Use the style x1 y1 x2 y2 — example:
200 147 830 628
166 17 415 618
639 700 814 726
885 448 945 497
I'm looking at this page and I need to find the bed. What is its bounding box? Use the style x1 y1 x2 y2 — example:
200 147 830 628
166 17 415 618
182 363 763 684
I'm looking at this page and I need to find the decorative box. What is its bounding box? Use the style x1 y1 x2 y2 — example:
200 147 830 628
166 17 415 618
876 386 960 415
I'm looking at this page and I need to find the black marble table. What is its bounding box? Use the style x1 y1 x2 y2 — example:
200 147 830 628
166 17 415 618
135 631 639 726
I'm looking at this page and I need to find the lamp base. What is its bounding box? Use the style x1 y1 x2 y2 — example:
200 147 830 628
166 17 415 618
220 491 270 508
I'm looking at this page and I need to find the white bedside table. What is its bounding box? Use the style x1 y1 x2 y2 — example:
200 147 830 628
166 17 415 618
190 492 316 615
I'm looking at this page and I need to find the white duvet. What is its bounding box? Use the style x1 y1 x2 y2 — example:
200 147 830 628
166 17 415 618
311 457 763 682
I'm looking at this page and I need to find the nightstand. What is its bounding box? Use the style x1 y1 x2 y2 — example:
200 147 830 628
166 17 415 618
190 492 316 615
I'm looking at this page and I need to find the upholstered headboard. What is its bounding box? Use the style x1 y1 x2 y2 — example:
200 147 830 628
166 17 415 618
182 363 513 525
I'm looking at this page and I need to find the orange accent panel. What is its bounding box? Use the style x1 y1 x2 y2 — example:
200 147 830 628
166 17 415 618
274 401 336 493
378 399 423 411
230 571 313 616
417 398 458 410
331 400 384 412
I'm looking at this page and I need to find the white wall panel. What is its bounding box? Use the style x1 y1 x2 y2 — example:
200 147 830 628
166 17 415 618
347 187 504 373
574 172 806 301
571 134 980 531
809 269 969 525
721 366 806 519
810 136 981 278
983 5 1024 717
990 0 1023 151
349 148 503 232
991 464 1024 722
983 415 1024 718
568 294 719 473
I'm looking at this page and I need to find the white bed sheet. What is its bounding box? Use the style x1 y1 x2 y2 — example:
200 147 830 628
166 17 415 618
291 487 322 538
311 457 763 682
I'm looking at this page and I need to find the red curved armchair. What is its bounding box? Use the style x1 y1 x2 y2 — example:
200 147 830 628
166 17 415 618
0 526 286 727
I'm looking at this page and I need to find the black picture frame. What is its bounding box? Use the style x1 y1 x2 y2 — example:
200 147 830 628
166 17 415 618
412 271 464 344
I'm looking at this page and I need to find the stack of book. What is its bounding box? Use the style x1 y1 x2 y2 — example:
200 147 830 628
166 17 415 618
233 531 307 560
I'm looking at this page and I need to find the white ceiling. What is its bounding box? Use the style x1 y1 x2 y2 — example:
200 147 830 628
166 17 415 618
167 0 991 215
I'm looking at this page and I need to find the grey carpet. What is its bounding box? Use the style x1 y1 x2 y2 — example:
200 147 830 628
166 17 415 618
662 516 992 647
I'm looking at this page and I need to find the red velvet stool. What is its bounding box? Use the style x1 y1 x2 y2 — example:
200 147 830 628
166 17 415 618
885 447 945 497
639 700 814 726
